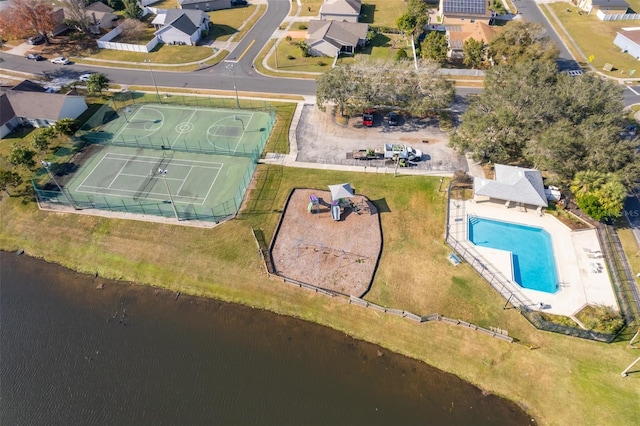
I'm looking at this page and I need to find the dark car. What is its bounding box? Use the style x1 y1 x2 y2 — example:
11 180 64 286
25 53 45 61
363 109 374 127
388 111 400 126
27 35 45 45
231 0 248 5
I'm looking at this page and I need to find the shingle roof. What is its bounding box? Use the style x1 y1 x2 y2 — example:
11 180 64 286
447 21 496 49
0 94 16 126
590 0 629 7
474 164 548 207
320 0 361 15
618 28 640 44
0 80 85 124
307 19 368 46
154 9 208 34
86 2 114 13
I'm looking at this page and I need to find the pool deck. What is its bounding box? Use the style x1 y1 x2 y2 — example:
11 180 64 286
453 200 618 318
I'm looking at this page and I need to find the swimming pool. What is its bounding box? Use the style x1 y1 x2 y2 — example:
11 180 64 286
468 217 558 293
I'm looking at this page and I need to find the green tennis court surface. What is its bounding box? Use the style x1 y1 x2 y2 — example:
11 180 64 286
87 104 271 157
63 146 253 221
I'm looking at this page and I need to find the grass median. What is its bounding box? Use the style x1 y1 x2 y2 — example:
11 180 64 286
1 109 639 426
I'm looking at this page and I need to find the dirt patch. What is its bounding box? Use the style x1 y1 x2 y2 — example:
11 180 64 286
271 188 381 296
286 31 308 39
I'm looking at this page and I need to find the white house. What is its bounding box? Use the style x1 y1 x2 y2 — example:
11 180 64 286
613 27 640 59
0 81 88 139
319 0 361 23
152 9 211 45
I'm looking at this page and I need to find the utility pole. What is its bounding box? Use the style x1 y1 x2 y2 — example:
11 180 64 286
225 62 240 109
144 59 161 104
158 168 180 221
41 161 77 209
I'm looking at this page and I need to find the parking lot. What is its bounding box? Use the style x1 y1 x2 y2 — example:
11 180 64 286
294 105 468 173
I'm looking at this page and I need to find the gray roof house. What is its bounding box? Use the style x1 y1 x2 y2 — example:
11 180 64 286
178 0 230 11
319 0 361 23
153 9 211 45
0 80 88 139
473 164 548 208
307 19 369 57
578 0 629 15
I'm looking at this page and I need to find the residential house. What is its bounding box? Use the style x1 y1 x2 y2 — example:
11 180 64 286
0 81 88 139
446 21 496 59
613 27 640 59
578 0 629 15
473 164 548 210
319 0 361 23
51 2 118 36
152 9 211 45
178 0 231 11
306 19 369 57
438 0 494 25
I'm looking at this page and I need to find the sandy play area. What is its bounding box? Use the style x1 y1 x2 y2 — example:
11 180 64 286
270 188 382 296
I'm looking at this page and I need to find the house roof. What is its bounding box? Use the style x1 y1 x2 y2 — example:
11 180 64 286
153 9 208 29
320 0 361 16
307 19 368 47
474 164 548 207
0 80 86 124
0 94 16 127
86 2 114 13
590 0 629 7
618 28 640 44
447 21 496 49
442 0 493 19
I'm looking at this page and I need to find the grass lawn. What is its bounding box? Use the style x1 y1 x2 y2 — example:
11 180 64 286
546 2 640 77
88 44 214 64
298 0 324 17
269 36 329 73
1 98 639 426
360 0 407 28
209 5 260 42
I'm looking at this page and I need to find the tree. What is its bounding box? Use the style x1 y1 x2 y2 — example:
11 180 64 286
8 145 36 169
106 0 124 11
61 0 91 33
396 13 417 35
86 73 110 95
117 18 145 42
0 169 23 197
450 60 640 187
316 65 355 117
32 131 51 152
488 21 559 66
122 0 142 20
55 118 79 135
0 0 57 41
462 38 485 69
570 171 626 221
394 48 409 62
420 31 448 64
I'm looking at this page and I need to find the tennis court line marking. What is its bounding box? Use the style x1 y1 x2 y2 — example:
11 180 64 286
76 151 114 191
111 107 165 142
176 165 194 196
202 164 222 203
171 109 198 148
104 152 224 172
110 107 143 141
107 157 133 189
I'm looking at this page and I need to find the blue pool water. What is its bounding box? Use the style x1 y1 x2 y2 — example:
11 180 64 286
468 217 558 293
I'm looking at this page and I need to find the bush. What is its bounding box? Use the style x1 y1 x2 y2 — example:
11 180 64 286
576 304 625 334
317 60 327 66
394 48 408 61
286 35 292 42
297 23 308 30
287 54 295 60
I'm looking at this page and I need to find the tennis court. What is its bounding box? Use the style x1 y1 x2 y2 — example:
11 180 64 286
35 97 276 223
87 103 272 157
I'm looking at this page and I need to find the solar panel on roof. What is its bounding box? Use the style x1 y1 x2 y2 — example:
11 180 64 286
443 0 486 15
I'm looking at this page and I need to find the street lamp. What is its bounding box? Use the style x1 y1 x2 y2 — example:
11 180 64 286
144 59 161 104
158 168 180 221
41 160 76 209
225 62 240 109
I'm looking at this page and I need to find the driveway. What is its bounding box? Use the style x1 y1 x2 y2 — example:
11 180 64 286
294 105 468 173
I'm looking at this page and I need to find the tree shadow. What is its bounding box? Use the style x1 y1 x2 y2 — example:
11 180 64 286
359 4 375 24
371 198 391 213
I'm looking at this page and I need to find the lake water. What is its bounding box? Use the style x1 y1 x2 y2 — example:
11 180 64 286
0 252 534 425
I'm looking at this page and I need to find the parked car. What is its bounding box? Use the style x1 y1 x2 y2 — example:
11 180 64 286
50 56 70 65
388 111 400 126
78 73 95 82
231 0 248 5
362 109 374 127
25 53 45 61
27 35 45 45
